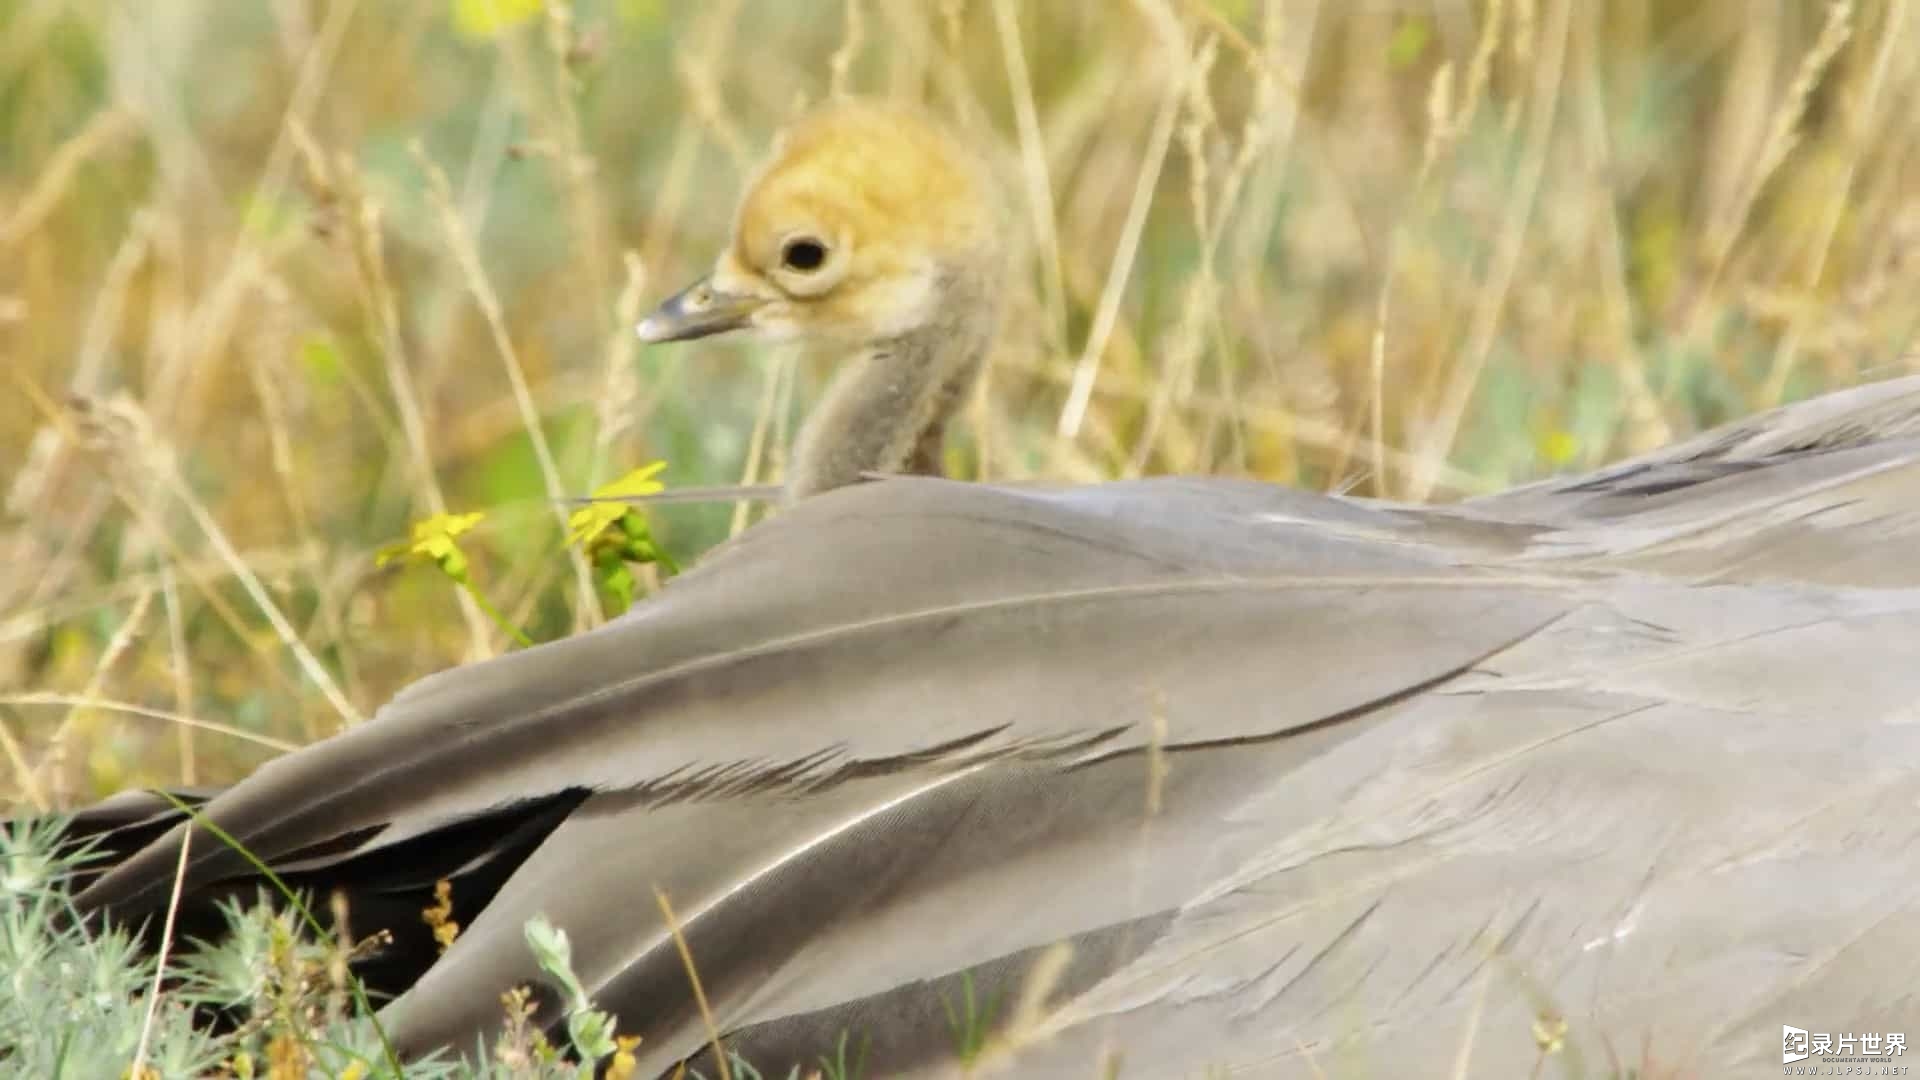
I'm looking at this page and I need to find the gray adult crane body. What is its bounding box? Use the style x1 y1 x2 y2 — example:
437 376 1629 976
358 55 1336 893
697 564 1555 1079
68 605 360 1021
63 101 1920 1077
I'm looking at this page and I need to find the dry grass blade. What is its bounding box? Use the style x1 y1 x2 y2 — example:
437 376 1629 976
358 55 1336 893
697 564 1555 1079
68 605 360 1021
3 694 302 754
1447 961 1495 1079
1409 0 1572 502
653 886 732 1080
1683 0 1856 357
414 144 603 627
161 454 365 729
591 254 651 494
308 121 496 658
1056 0 1188 440
1368 1 1502 497
991 0 1069 353
731 353 795 537
0 108 138 252
36 588 153 806
675 0 753 173
1760 0 1904 404
1003 353 1498 496
159 567 198 786
129 828 193 1078
829 0 866 100
1568 0 1669 457
10 372 362 748
0 712 47 811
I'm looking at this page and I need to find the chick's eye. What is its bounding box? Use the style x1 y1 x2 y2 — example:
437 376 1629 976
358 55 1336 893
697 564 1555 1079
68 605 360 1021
780 237 828 273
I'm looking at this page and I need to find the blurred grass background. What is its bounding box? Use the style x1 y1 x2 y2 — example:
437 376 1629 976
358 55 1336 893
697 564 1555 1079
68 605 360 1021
2 0 1916 807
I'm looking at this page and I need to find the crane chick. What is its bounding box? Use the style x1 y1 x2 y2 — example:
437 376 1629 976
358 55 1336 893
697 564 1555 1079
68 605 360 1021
637 101 1006 500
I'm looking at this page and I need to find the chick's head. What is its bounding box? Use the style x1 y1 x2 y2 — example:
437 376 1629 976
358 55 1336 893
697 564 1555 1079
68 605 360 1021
638 100 1002 347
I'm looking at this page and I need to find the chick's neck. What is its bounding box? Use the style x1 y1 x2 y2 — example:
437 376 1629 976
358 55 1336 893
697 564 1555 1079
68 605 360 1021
786 263 1000 500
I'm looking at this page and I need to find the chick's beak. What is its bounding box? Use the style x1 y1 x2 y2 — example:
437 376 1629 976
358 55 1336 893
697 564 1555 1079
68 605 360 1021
635 276 765 343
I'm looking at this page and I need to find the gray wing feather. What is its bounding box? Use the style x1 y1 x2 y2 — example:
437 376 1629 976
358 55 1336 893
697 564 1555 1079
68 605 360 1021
1006 592 1920 1076
76 480 1566 918
64 375 1920 1077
